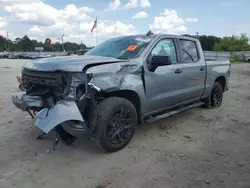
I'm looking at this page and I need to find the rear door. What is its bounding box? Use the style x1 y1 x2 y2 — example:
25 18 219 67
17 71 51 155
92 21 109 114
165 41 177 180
177 38 206 102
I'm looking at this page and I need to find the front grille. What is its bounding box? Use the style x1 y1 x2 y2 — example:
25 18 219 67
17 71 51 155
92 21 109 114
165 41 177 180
22 69 62 87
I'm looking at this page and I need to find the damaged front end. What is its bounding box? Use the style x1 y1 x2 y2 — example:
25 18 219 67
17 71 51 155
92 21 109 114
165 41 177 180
11 69 99 140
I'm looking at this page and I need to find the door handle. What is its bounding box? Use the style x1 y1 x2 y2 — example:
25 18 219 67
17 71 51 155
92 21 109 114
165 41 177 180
174 69 182 74
200 67 205 71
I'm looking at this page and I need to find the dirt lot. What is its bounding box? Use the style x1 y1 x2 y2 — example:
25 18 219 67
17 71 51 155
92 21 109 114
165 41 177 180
0 59 250 188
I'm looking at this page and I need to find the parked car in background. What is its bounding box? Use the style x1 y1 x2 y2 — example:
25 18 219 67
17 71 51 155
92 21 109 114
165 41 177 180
77 49 89 55
0 53 10 59
11 33 231 153
8 53 21 59
0 52 54 59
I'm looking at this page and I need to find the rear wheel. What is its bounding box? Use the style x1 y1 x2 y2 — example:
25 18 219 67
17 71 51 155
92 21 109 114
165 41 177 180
94 97 137 152
203 82 223 108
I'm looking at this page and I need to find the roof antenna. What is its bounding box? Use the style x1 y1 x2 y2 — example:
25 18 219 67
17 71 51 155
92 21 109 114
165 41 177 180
146 30 153 36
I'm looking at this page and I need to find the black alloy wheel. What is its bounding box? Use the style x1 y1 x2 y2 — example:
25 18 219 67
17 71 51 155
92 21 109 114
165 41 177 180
211 82 223 108
94 97 137 152
106 108 134 145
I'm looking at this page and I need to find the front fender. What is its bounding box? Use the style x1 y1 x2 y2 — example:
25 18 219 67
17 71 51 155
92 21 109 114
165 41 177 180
86 62 142 92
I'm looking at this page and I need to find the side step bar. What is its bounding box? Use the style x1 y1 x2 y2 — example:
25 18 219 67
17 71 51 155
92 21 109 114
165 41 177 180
144 102 204 124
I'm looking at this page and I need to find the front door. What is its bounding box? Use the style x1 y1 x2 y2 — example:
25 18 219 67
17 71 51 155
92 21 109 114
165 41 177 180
144 38 187 114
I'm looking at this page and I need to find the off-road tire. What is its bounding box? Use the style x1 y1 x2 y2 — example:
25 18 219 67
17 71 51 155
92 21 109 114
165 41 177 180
94 97 137 152
203 82 223 108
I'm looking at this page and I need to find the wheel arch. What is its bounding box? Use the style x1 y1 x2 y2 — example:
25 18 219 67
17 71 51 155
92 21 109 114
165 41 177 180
214 76 226 92
101 89 142 120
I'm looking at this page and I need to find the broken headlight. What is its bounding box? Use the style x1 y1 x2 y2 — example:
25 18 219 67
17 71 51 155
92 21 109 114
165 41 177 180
64 73 93 101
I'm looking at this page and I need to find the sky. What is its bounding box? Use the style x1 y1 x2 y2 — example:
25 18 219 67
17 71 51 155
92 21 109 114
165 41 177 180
0 0 249 46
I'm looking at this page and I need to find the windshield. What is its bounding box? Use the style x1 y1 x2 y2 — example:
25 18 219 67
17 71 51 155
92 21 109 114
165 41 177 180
85 36 152 59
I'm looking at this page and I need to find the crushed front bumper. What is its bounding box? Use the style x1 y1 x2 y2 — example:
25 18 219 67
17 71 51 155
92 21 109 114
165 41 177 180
11 95 43 111
11 95 88 136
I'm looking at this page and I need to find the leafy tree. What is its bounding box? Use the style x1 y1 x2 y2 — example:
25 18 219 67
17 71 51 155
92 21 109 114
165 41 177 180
64 42 80 52
20 35 33 51
183 34 221 51
53 42 62 52
14 38 22 44
0 35 7 51
32 39 40 47
43 38 53 51
199 35 221 51
0 34 88 52
213 33 250 51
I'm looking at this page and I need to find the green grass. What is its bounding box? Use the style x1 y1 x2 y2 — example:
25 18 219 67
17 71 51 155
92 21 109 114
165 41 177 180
230 61 247 64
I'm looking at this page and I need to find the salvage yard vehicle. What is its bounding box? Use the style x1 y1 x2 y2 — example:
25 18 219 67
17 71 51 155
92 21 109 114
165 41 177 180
11 33 231 152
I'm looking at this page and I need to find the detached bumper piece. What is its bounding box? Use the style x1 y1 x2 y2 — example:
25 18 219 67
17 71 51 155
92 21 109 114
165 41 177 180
11 95 43 111
11 94 90 150
34 100 87 134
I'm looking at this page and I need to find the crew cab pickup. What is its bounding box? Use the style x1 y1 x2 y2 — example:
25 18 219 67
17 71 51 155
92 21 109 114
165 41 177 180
11 34 231 152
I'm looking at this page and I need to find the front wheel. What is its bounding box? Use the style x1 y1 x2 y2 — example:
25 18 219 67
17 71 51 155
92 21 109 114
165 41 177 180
94 97 137 152
203 82 223 108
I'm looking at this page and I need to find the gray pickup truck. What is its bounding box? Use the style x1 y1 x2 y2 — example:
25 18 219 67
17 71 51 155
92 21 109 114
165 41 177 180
12 33 231 152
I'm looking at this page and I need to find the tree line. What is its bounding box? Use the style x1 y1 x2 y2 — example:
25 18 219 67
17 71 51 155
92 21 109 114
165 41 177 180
0 33 250 52
184 33 250 51
0 35 88 52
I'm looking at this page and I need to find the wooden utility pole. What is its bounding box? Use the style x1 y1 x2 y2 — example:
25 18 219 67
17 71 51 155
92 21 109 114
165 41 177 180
6 31 9 52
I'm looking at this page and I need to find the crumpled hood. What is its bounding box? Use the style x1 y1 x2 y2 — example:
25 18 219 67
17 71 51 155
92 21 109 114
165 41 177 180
22 55 127 72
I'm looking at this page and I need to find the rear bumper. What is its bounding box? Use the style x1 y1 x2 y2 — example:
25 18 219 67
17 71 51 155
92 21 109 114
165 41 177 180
11 95 88 136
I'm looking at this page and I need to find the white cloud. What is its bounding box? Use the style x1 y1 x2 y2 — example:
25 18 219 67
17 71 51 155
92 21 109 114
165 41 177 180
0 30 7 36
1 0 138 46
150 9 198 34
132 11 148 19
3 1 94 26
30 25 43 33
140 0 151 7
28 19 137 46
98 21 136 36
4 1 58 26
109 0 121 10
185 18 198 23
124 0 137 8
0 17 7 28
124 0 151 8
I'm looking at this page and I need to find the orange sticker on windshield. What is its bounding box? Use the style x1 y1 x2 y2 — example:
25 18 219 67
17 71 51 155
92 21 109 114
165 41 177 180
127 45 138 51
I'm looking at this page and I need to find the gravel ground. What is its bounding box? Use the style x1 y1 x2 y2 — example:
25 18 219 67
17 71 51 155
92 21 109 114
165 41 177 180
0 59 250 188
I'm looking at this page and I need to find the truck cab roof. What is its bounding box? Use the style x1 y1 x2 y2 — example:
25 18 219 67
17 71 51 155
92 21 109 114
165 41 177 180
111 33 199 42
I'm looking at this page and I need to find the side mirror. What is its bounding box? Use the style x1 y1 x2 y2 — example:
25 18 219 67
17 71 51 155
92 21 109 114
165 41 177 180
151 55 172 66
